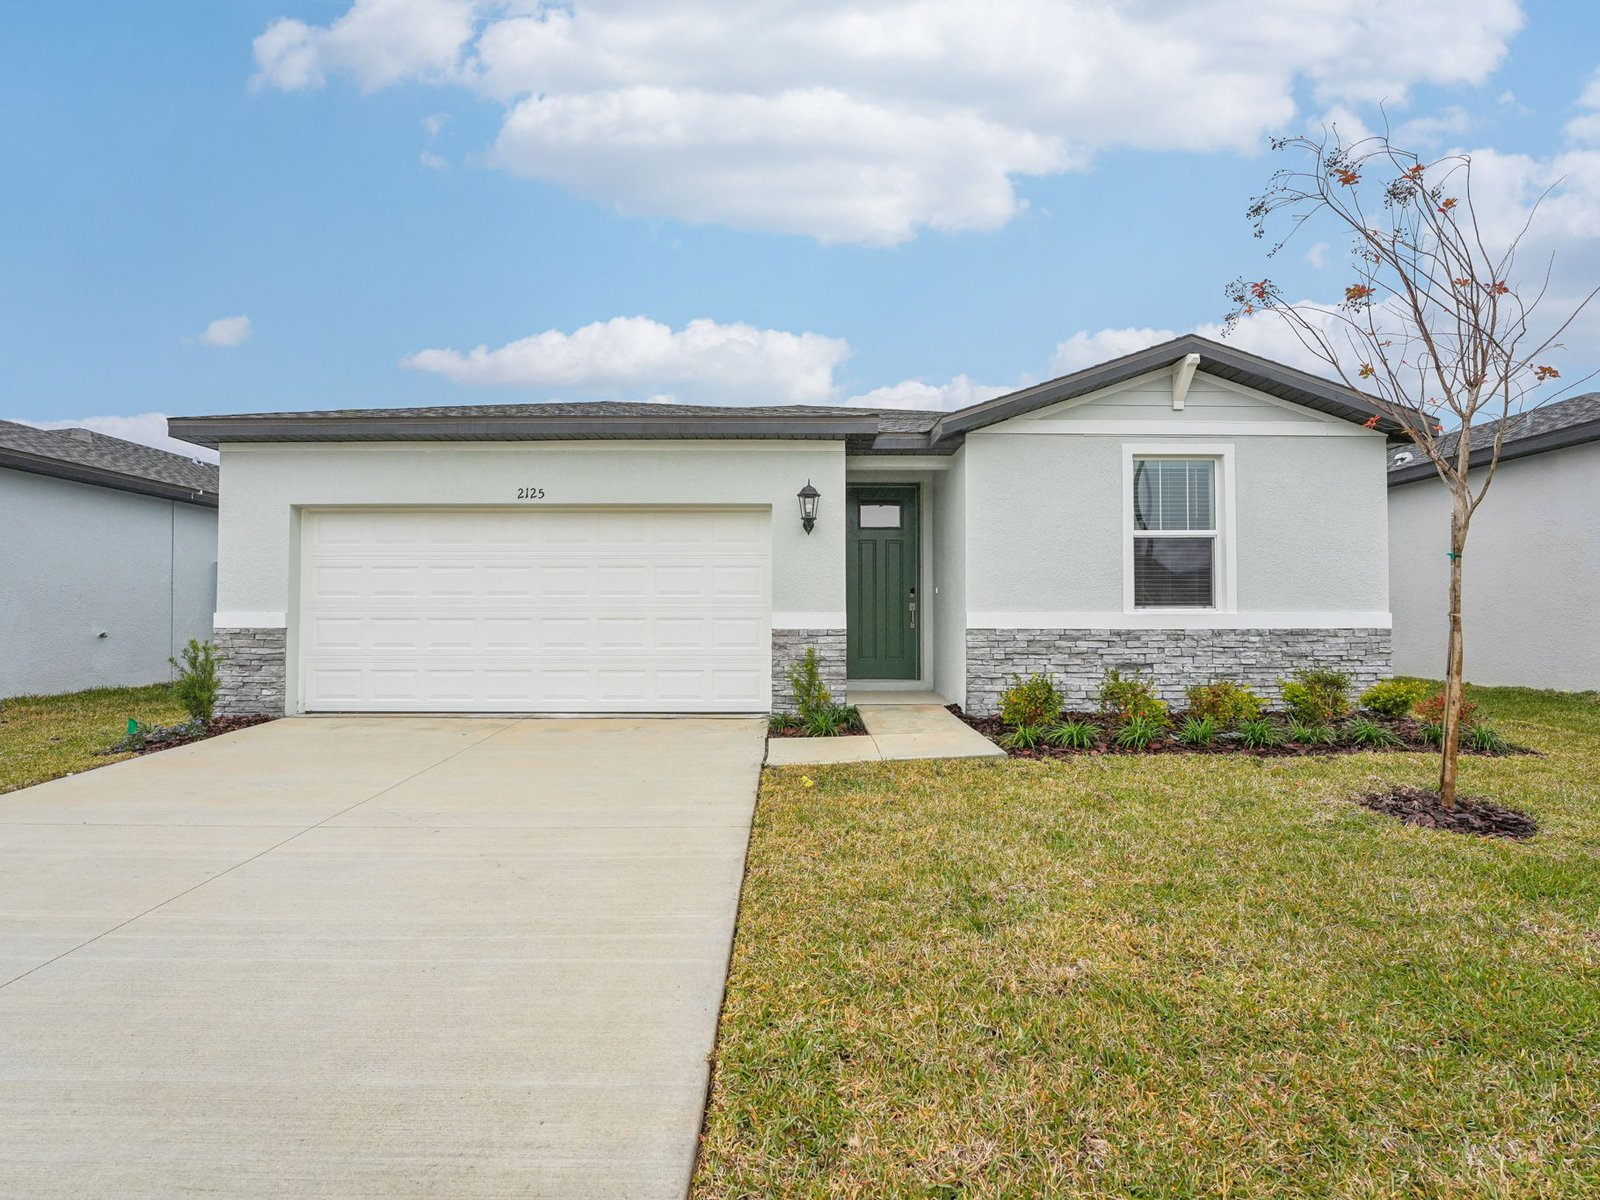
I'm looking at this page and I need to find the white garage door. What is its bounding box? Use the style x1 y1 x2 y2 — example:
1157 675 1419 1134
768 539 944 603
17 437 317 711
299 508 771 713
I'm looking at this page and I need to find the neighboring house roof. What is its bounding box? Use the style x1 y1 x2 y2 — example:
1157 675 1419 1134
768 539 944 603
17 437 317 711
0 420 219 507
1387 392 1600 486
167 335 1396 455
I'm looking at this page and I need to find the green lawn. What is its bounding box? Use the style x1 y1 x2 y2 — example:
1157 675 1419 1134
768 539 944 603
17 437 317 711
0 683 187 794
696 687 1600 1198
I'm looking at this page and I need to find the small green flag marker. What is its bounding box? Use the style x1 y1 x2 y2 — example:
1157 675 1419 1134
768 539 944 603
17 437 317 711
127 718 138 737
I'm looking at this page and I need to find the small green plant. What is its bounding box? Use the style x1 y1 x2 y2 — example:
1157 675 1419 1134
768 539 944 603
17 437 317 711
1346 716 1403 748
1420 720 1445 746
1358 678 1432 718
1183 680 1262 726
768 712 796 734
999 673 1064 729
788 648 833 720
1278 666 1352 726
1179 715 1217 747
1469 725 1510 753
1045 720 1099 750
1237 718 1283 749
1112 714 1165 750
1287 720 1336 746
1098 669 1168 724
999 724 1047 750
169 638 221 724
801 703 862 738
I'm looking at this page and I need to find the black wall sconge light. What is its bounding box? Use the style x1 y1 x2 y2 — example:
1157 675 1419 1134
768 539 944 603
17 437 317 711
797 480 821 534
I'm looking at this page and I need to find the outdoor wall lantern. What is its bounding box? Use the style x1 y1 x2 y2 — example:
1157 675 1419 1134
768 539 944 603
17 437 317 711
797 480 821 535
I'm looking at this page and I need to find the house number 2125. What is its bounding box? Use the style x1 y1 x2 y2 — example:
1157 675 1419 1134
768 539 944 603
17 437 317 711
516 486 546 500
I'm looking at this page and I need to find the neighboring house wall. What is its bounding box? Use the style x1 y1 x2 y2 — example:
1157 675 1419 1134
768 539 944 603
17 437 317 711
212 440 848 715
958 373 1393 710
0 468 217 697
1388 441 1600 691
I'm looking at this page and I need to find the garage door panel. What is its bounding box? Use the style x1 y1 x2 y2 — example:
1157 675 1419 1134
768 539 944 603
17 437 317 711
300 508 771 713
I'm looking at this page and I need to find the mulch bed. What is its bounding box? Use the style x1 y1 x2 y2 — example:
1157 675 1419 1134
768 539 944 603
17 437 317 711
120 715 275 756
768 721 869 738
952 706 1532 760
1352 785 1539 839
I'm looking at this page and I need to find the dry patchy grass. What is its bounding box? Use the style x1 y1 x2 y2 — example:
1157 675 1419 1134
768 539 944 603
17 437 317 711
0 683 186 794
696 686 1600 1198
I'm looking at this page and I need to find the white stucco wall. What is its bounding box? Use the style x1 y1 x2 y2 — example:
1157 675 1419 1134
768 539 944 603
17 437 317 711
930 453 967 704
962 373 1392 624
1388 441 1600 690
215 438 847 624
0 468 218 697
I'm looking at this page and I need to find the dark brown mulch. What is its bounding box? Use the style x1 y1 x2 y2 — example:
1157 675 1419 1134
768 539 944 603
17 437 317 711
768 721 869 739
949 705 1533 760
1352 784 1538 840
125 715 275 756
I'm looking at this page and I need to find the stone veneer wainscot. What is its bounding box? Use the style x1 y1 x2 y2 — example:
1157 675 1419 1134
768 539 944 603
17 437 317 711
964 627 1392 715
770 628 848 712
214 626 287 717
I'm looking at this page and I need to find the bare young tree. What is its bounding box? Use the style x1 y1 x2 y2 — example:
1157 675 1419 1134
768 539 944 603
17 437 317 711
1226 128 1596 808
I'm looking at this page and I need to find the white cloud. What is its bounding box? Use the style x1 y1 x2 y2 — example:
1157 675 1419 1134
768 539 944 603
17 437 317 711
844 375 1010 411
402 316 851 403
1393 105 1474 146
419 150 449 169
22 414 220 464
252 0 1526 244
254 0 476 92
1304 241 1330 269
190 315 252 348
1050 315 1345 380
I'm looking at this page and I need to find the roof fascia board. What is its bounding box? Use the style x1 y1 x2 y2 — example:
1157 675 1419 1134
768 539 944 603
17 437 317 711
169 413 883 449
0 448 218 508
1388 416 1600 486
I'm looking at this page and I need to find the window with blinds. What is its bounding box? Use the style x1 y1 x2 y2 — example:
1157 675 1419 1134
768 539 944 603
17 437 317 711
1132 458 1216 608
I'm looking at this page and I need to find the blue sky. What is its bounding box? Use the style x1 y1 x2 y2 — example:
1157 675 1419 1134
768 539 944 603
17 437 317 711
4 1 1598 455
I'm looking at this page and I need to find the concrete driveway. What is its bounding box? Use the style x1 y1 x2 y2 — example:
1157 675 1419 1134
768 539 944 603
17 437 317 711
0 715 765 1198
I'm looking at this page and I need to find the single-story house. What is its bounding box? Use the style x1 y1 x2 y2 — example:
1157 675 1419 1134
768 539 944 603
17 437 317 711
168 336 1399 718
1 420 219 698
1387 392 1600 692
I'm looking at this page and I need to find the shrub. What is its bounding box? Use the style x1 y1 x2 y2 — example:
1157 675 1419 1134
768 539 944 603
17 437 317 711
1237 718 1282 749
1098 669 1168 724
802 703 862 738
1469 726 1510 753
169 638 220 724
1415 691 1478 727
1287 720 1336 746
788 647 833 720
1183 680 1262 727
1000 724 1047 750
1112 714 1165 750
1346 716 1403 748
768 712 796 734
1045 720 1099 750
1278 666 1351 726
1179 715 1217 747
1419 720 1445 747
1359 678 1432 719
999 673 1064 729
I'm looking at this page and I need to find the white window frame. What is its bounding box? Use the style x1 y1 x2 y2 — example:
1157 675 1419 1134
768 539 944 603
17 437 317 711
1121 443 1237 614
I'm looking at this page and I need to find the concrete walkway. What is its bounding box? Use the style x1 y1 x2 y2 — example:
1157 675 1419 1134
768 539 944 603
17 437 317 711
765 695 1006 765
0 715 765 1199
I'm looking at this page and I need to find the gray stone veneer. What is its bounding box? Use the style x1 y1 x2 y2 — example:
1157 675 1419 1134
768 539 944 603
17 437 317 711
964 627 1392 715
214 626 288 717
771 628 848 712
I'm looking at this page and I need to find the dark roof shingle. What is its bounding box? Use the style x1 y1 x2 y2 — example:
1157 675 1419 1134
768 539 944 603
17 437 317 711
0 420 219 505
1387 392 1600 483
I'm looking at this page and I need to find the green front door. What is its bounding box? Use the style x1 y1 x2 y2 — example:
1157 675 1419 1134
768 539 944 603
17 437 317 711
846 485 920 680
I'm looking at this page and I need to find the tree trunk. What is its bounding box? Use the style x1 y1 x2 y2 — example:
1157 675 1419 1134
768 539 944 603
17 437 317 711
1438 495 1469 809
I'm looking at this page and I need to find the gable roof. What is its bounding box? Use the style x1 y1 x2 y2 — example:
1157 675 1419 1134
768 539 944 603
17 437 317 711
0 420 219 507
167 335 1393 455
1387 392 1600 485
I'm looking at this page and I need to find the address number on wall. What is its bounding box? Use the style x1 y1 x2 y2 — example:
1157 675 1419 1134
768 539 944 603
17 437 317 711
516 486 546 500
